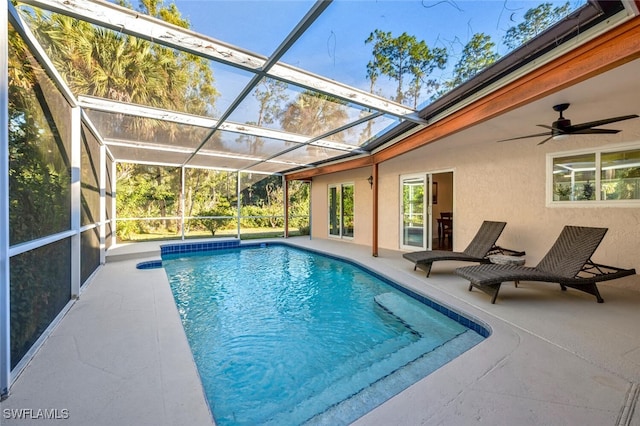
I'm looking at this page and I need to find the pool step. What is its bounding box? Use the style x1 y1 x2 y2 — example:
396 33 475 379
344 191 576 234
374 292 467 338
259 293 468 425
311 329 485 425
240 333 415 425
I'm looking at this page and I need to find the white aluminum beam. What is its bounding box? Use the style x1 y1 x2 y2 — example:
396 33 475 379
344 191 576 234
78 96 310 144
99 143 106 265
78 96 362 152
70 106 81 297
1 0 11 400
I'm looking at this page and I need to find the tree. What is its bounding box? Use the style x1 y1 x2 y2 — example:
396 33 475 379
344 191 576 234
280 91 349 136
237 77 290 155
445 33 500 91
365 30 447 107
195 200 234 236
24 1 219 117
254 77 289 127
503 2 572 49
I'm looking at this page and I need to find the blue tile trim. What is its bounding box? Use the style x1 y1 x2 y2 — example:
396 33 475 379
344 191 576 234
160 239 240 256
136 260 163 270
160 240 490 338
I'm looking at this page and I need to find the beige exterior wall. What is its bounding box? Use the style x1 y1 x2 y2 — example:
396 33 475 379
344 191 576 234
308 121 640 275
310 167 374 247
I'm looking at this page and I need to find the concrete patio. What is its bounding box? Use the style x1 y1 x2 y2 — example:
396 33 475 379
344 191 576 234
1 237 639 425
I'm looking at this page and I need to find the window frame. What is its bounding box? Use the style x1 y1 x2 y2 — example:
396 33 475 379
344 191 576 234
546 141 640 207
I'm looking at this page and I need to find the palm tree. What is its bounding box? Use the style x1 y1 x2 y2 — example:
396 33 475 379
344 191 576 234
22 6 219 116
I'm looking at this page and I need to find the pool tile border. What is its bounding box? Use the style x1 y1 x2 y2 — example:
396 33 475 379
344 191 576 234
136 260 163 270
154 240 490 338
160 239 240 255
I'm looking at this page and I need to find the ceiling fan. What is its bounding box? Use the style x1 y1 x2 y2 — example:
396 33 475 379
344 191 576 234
498 103 639 145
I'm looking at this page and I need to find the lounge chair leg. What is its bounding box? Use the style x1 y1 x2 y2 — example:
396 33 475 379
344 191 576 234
468 283 502 303
561 282 605 303
424 263 433 278
490 284 501 304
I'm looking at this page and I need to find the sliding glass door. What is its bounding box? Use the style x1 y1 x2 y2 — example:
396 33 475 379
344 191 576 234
328 183 354 239
400 174 431 250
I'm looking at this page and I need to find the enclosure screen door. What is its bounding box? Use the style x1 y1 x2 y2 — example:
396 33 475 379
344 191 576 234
401 175 431 250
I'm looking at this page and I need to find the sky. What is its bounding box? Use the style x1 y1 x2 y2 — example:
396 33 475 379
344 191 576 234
93 0 587 127
167 0 586 108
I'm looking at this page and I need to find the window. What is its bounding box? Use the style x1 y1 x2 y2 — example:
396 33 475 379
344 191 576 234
548 145 640 205
601 149 640 201
328 183 354 238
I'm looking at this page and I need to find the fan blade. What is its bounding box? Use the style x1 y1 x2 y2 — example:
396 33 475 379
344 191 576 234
569 128 620 135
568 114 639 132
497 131 551 142
537 136 554 145
536 124 554 130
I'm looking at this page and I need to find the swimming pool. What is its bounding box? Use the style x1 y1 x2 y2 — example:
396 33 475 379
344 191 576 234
162 242 486 425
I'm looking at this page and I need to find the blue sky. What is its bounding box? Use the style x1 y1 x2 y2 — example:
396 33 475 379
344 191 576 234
171 0 585 104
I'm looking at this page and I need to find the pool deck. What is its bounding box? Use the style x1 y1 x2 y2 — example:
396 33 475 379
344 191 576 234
2 237 640 425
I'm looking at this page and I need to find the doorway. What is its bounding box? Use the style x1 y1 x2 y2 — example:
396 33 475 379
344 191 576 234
431 171 454 250
400 171 453 251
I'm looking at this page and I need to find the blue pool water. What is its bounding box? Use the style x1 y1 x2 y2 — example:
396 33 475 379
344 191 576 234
162 244 485 425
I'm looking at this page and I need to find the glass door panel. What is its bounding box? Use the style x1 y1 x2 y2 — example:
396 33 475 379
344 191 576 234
341 184 354 238
328 186 340 236
401 176 428 249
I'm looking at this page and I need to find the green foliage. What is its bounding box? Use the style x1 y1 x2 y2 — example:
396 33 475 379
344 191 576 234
115 163 182 239
289 181 310 233
8 26 71 245
554 184 571 200
445 33 500 91
366 29 447 107
580 181 595 201
114 166 309 240
23 0 219 117
503 2 572 50
280 91 349 136
195 198 235 236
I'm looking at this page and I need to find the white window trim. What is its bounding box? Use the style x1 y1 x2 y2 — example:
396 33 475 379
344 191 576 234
546 141 640 208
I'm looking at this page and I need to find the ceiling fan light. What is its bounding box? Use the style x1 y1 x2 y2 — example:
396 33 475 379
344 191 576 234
553 134 569 141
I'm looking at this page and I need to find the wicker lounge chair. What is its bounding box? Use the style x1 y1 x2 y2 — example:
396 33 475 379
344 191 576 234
403 221 524 277
455 225 636 304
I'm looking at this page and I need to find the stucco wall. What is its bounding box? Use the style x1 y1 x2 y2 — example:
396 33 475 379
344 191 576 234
308 125 640 276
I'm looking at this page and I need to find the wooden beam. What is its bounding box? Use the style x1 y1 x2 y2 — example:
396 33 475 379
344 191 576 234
371 164 378 257
285 156 373 181
284 178 289 238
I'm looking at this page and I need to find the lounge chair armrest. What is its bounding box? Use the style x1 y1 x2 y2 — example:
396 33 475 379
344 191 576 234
487 246 526 257
577 260 636 280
